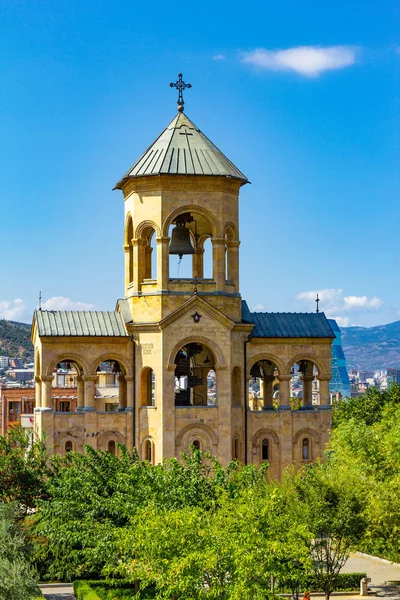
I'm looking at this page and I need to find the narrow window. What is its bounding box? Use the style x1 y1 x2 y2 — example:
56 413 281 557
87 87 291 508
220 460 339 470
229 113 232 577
233 438 239 460
302 438 310 460
192 439 201 451
261 438 269 461
145 440 152 463
65 441 73 453
108 440 116 455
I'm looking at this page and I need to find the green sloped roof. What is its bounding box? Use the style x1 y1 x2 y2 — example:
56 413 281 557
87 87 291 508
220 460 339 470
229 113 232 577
114 112 248 188
35 310 128 337
242 301 335 338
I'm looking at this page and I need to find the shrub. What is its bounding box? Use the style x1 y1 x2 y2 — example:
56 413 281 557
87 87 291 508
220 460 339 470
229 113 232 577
73 581 102 600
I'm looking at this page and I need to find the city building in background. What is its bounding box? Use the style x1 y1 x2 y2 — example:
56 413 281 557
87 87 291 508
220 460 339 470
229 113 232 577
327 319 351 400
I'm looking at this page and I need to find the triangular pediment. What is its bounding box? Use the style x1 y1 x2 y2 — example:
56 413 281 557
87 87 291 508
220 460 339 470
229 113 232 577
159 295 235 331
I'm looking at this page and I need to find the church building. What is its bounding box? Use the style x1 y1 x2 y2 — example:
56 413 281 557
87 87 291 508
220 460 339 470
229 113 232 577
32 76 334 477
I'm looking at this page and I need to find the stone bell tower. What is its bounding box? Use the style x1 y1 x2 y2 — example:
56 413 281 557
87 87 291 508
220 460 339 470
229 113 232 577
114 75 253 464
32 75 333 472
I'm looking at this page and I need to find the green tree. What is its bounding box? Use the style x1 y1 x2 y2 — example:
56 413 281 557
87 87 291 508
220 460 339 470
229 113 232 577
0 503 40 600
0 427 50 511
293 465 366 600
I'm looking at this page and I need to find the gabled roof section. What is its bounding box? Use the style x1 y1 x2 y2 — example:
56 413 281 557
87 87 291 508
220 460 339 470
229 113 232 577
34 310 129 337
114 112 248 188
242 301 335 339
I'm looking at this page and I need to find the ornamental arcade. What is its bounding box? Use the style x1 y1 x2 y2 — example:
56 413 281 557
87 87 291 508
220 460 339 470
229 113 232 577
32 75 334 476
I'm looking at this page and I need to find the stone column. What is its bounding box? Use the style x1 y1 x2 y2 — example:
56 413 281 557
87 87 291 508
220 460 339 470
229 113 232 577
82 375 97 412
278 375 291 409
40 376 54 411
216 366 231 465
319 376 331 407
211 238 226 290
76 376 84 411
117 375 127 411
302 376 314 407
35 376 42 409
262 375 274 409
125 375 134 412
132 238 146 292
226 241 240 291
192 247 204 279
157 237 170 290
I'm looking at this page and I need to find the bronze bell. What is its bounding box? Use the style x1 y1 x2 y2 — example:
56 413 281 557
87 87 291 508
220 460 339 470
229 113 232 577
169 223 195 259
250 363 262 379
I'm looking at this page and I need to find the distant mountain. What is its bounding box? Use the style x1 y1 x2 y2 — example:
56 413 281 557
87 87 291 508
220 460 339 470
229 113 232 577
0 320 33 361
341 320 400 371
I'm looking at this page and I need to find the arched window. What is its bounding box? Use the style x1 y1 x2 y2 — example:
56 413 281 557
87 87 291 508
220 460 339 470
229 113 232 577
145 440 153 463
302 438 310 460
126 216 134 284
261 438 269 461
108 440 116 455
65 440 73 453
192 439 201 451
141 368 155 406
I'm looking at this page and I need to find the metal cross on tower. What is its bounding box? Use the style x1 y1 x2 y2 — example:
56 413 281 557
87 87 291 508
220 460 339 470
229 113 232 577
169 73 192 112
315 293 320 313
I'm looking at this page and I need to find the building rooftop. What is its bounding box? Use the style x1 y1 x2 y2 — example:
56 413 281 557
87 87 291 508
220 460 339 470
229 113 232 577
114 111 248 188
242 301 335 338
34 310 128 337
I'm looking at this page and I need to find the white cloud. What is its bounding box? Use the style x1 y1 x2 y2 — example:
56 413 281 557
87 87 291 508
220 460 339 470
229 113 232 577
41 296 95 311
295 288 383 326
0 299 27 320
251 303 265 312
241 45 357 77
213 54 227 61
344 295 382 310
329 316 351 328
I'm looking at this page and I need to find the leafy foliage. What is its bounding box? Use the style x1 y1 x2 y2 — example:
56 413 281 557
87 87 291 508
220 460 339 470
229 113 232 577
330 384 400 562
0 503 40 600
0 427 51 511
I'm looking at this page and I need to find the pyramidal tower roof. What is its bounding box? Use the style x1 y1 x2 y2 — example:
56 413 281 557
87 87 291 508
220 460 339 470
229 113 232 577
114 111 248 189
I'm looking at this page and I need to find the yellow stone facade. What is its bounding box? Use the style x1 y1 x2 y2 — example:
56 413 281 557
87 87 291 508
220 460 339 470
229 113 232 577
32 109 333 476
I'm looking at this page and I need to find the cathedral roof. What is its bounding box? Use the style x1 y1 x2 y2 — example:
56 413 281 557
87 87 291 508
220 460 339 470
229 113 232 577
34 310 128 337
114 112 248 188
242 301 335 338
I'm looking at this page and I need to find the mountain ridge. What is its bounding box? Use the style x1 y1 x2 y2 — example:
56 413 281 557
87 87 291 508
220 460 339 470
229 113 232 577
340 320 400 371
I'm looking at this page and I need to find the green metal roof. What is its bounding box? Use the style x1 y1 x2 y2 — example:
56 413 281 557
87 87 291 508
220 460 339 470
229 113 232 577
35 310 128 337
242 301 335 339
114 112 248 188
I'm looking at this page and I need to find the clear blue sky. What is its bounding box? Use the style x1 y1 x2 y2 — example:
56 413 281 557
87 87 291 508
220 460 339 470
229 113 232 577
1 0 399 327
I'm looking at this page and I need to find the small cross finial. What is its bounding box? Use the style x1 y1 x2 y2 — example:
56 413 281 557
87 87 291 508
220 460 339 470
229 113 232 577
316 293 320 313
38 291 42 311
169 73 192 112
192 278 199 295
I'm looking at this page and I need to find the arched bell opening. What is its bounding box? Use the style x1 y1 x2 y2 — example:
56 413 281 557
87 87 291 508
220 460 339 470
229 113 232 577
168 211 214 282
248 360 279 411
95 360 127 412
140 225 158 286
52 359 83 412
290 359 318 409
174 343 217 407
